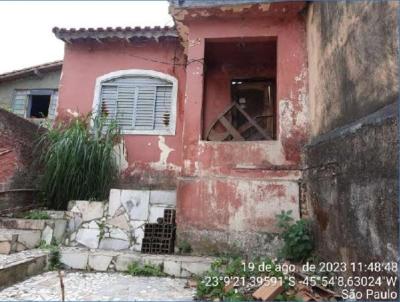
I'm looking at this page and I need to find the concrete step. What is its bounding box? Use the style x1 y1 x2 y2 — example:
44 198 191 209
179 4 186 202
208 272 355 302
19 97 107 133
0 217 67 249
0 229 42 254
0 249 48 287
60 247 215 277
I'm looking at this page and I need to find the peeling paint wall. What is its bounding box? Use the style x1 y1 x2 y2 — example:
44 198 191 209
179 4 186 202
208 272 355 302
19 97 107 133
57 40 186 189
305 1 399 278
176 2 309 255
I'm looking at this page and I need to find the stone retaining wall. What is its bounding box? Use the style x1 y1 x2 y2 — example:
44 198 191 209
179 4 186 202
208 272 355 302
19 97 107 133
60 247 213 277
65 189 176 252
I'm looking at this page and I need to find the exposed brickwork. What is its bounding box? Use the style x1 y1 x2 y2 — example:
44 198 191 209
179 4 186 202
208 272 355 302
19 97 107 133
0 109 44 212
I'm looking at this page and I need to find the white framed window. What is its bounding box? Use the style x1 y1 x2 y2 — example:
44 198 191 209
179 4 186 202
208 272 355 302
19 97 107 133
12 89 58 120
92 69 178 135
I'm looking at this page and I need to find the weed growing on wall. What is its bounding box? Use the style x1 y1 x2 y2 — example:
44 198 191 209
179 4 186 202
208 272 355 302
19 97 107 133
276 210 313 262
37 114 120 210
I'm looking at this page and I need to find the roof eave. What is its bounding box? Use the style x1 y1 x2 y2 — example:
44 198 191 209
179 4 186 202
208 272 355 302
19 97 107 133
0 60 63 83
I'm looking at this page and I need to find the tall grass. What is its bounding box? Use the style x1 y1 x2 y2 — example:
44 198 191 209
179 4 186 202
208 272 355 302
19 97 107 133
37 114 120 210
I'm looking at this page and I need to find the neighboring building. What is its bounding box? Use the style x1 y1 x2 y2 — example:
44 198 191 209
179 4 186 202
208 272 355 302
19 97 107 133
51 0 398 263
0 61 62 121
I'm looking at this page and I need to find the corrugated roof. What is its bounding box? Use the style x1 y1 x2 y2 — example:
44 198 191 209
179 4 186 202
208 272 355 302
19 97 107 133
0 60 63 83
52 26 178 43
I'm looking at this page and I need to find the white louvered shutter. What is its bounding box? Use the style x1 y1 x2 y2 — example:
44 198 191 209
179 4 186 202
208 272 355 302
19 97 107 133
134 86 156 129
100 85 118 125
99 75 174 133
116 85 136 129
155 86 172 131
12 90 29 117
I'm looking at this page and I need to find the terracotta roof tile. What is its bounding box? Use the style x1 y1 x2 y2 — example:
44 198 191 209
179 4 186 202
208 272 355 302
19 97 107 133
52 26 178 43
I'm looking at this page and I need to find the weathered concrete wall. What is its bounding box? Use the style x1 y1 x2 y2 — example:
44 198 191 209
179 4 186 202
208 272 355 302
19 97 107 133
307 1 399 138
305 1 399 270
0 70 61 110
58 39 186 189
175 2 309 256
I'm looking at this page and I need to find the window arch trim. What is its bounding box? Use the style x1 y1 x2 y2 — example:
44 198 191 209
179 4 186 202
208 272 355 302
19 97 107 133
92 69 178 135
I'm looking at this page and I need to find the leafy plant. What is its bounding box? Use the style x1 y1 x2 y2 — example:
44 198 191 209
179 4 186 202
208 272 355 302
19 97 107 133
48 247 61 270
24 210 50 220
37 114 121 210
97 221 106 241
127 261 166 277
276 210 313 262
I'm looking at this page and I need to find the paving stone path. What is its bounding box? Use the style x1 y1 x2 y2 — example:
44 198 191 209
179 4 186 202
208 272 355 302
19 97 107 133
0 271 195 301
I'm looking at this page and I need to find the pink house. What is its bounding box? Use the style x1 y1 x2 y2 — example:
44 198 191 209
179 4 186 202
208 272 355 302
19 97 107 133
53 1 309 255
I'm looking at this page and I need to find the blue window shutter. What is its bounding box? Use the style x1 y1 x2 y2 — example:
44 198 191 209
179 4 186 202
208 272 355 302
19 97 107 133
12 90 29 117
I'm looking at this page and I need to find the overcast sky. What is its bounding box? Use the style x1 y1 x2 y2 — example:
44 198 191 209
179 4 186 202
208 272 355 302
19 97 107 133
0 1 172 74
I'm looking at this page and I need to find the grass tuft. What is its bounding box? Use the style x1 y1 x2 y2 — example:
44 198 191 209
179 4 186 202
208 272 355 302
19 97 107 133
37 114 121 210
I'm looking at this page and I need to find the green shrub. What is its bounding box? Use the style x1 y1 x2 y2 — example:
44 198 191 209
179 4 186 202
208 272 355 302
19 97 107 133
37 114 121 210
276 210 313 262
127 261 166 277
24 210 50 220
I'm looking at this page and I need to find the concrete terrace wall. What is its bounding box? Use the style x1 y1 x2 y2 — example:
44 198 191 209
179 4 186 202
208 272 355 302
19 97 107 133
58 40 186 189
0 70 61 110
305 1 399 272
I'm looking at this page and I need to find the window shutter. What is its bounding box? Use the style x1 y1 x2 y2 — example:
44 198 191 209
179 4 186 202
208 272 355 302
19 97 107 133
98 74 175 134
12 90 29 117
116 85 136 129
154 86 173 130
48 90 58 119
134 86 156 129
100 85 118 124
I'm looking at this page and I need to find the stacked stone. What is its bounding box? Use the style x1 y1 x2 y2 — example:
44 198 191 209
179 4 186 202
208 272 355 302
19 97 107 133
141 209 176 254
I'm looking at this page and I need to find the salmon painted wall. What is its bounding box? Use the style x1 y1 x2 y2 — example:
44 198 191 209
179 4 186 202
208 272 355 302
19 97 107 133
176 4 309 255
57 39 186 188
